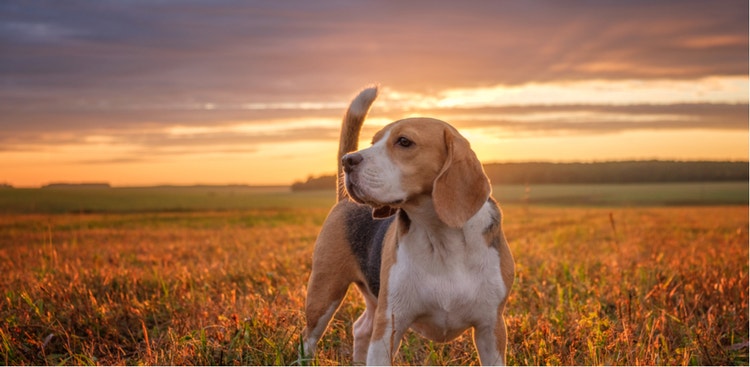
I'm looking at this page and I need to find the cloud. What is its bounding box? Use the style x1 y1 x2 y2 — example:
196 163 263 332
2 102 744 157
419 103 750 137
1 1 746 103
0 0 747 164
0 117 341 154
378 77 748 109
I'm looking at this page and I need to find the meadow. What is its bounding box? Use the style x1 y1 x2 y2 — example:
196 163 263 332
0 181 747 213
0 183 748 365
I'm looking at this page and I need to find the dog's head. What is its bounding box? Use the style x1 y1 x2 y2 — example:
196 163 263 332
343 118 491 227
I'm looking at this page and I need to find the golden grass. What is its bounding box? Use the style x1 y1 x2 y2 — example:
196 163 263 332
0 206 747 365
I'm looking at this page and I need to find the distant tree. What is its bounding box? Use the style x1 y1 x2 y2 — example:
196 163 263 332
291 175 337 191
42 183 111 189
481 161 748 184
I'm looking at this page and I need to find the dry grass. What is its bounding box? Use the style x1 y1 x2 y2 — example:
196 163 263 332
506 206 748 365
0 206 747 365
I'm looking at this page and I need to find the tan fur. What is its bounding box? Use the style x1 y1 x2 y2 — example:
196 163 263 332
303 202 367 346
362 118 491 226
367 118 452 217
433 126 492 227
483 198 516 291
483 198 515 360
371 223 398 342
304 87 515 365
303 87 379 361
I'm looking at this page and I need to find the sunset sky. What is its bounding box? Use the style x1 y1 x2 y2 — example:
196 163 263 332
1 0 748 187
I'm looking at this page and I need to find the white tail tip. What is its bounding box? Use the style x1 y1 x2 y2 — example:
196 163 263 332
348 85 379 117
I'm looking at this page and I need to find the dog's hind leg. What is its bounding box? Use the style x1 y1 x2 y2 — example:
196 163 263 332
303 265 349 360
303 214 359 360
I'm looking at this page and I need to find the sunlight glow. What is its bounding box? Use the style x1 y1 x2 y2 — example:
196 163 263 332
381 76 748 109
469 129 749 164
2 77 746 187
446 111 698 124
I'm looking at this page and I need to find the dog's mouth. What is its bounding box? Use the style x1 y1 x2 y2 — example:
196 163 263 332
345 179 376 206
345 175 404 208
345 180 366 203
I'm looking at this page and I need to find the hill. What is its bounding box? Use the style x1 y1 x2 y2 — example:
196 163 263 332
291 160 748 191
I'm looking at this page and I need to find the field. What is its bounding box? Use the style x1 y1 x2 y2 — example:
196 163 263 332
0 183 748 365
0 182 747 213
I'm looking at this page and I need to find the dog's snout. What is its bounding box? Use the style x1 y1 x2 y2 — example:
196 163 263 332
342 153 363 173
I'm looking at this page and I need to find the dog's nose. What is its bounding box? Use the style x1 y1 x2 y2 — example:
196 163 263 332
342 153 363 173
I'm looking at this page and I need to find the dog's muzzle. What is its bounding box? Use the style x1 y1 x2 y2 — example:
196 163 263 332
342 152 366 203
342 152 363 174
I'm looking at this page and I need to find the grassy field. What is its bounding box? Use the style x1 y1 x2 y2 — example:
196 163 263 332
0 185 748 365
0 181 747 213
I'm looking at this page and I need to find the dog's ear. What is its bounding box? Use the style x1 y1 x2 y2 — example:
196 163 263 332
372 205 397 219
432 127 491 228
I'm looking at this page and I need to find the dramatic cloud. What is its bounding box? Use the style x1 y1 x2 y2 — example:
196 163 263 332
439 103 749 136
0 0 747 185
1 1 746 106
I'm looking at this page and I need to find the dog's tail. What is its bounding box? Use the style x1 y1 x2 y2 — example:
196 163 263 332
337 86 378 202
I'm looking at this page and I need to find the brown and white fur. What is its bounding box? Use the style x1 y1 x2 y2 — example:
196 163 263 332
303 86 514 365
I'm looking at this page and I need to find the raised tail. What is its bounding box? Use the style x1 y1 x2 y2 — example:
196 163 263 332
336 86 378 202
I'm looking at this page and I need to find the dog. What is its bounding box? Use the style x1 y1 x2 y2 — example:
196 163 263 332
303 86 514 365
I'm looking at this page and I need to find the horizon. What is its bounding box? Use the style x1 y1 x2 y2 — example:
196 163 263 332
3 159 746 189
1 1 748 187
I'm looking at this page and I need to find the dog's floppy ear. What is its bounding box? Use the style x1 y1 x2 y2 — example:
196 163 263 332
432 127 491 228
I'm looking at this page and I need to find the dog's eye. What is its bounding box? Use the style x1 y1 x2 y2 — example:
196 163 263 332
396 137 413 148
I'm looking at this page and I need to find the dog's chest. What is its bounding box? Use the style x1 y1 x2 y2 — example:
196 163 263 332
386 218 506 340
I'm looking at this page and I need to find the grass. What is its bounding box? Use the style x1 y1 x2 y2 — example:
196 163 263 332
0 182 747 364
0 186 335 214
495 182 749 206
0 203 747 365
507 206 748 365
1 209 326 365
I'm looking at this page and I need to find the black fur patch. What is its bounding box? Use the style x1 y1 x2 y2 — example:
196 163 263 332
483 198 502 249
398 209 411 234
345 203 395 297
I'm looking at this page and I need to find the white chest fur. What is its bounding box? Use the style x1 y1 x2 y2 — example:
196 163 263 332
385 201 508 342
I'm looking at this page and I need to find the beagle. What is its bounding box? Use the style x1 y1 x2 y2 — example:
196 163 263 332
303 86 514 365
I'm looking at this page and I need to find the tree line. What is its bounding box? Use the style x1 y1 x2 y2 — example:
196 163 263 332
291 160 748 191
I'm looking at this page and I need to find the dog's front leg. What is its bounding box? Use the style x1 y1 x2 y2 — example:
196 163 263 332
366 307 409 365
352 287 378 364
473 311 508 366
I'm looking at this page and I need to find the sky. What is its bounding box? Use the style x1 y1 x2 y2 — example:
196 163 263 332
1 0 748 187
